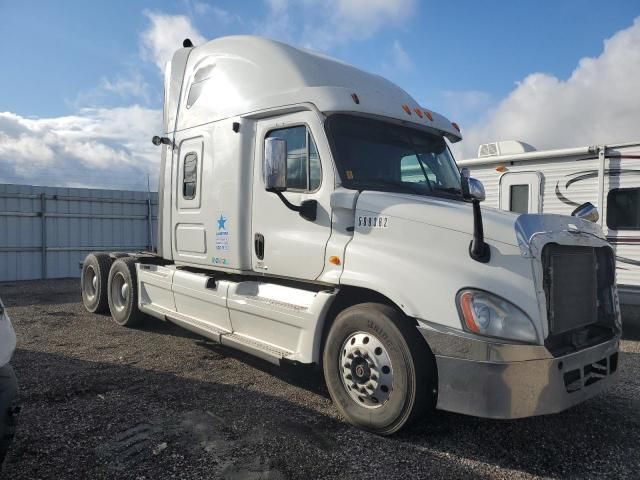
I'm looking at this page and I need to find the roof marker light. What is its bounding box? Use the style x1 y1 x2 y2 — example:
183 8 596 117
423 110 433 121
402 104 412 115
452 122 461 132
413 108 423 118
351 93 360 105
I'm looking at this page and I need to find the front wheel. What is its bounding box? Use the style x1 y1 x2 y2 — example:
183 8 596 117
323 303 437 435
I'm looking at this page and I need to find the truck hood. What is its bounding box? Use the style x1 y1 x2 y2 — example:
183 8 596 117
355 190 605 248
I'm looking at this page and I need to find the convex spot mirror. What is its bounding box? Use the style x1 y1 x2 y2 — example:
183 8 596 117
571 202 599 223
264 137 287 192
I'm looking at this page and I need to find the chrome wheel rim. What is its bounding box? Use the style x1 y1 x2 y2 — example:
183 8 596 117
83 265 97 301
111 272 129 312
339 331 393 409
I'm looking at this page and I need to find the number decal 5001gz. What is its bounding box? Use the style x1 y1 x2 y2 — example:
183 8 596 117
358 216 389 228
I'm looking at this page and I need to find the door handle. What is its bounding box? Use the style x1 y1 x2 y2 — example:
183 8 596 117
254 233 265 260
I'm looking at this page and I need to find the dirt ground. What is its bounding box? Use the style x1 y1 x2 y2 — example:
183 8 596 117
1 279 639 479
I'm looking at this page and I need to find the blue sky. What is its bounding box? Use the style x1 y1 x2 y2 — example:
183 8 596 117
1 0 639 189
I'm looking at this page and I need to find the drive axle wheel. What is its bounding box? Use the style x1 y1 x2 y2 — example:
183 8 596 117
107 258 143 327
323 303 437 435
81 252 113 313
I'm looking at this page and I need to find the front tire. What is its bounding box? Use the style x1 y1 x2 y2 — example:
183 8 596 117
81 252 113 313
107 258 144 327
323 303 437 435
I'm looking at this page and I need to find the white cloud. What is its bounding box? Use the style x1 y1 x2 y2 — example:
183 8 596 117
99 74 151 100
382 40 414 74
140 11 206 72
73 71 153 107
454 17 640 159
439 90 493 126
261 0 416 50
0 11 212 190
192 2 238 24
0 107 162 190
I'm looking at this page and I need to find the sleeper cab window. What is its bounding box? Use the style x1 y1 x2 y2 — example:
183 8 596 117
266 126 321 191
183 152 198 200
607 188 640 230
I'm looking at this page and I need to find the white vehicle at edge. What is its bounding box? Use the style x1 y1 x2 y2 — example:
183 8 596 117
80 36 621 434
458 139 640 306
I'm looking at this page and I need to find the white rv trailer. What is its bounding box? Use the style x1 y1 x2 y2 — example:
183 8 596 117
459 141 640 305
79 36 621 435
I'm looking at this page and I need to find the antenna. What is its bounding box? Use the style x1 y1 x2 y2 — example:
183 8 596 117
146 173 154 252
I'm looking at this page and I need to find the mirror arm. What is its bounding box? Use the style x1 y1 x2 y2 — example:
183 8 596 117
268 189 301 212
267 189 317 221
469 199 491 263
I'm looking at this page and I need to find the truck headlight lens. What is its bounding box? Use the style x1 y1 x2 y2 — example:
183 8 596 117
457 289 538 343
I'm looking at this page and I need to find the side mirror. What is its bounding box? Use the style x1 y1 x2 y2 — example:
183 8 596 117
264 137 287 191
571 202 599 223
467 178 486 202
152 135 173 147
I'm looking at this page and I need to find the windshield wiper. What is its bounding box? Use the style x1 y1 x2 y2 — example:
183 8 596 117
348 179 425 194
432 186 463 195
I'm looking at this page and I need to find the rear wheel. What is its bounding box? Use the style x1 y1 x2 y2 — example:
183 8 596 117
107 258 144 327
323 303 437 435
81 252 113 313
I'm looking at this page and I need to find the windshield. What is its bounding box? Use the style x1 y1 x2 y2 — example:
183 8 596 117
325 114 463 198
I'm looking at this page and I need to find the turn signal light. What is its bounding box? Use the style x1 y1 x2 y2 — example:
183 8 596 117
458 291 480 333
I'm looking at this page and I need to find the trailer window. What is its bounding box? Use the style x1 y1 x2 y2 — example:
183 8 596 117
608 188 640 230
266 126 321 192
183 152 198 200
509 184 529 214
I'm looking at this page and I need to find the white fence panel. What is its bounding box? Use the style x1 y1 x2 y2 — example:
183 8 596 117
0 184 158 281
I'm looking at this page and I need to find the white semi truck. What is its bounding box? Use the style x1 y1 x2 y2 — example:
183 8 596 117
81 36 621 435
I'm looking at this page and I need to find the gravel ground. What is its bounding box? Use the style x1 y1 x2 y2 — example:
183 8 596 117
1 279 639 479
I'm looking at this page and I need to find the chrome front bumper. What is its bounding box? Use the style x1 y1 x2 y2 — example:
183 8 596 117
418 322 620 419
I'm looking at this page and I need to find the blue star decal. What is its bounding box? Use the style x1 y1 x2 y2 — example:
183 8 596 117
217 215 227 230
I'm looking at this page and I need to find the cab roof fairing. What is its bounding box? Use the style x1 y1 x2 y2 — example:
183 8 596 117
166 35 462 142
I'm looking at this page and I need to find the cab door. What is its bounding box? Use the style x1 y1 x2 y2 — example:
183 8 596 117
251 111 333 280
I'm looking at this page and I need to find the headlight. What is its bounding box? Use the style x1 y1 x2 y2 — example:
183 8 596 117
457 289 538 343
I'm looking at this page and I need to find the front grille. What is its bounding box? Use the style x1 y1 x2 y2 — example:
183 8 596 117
547 246 598 334
542 244 618 356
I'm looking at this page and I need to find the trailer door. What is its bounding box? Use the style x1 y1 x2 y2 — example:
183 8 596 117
499 171 542 214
